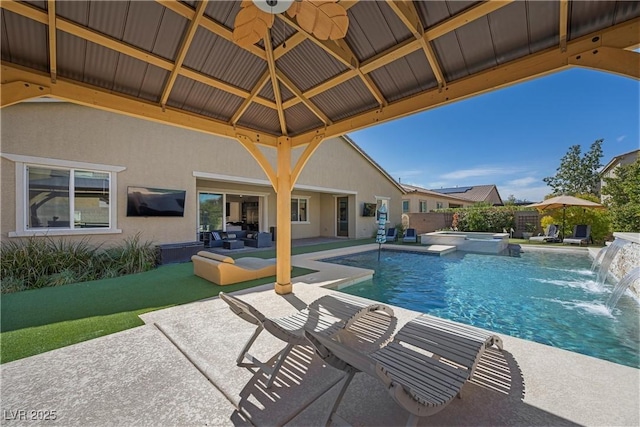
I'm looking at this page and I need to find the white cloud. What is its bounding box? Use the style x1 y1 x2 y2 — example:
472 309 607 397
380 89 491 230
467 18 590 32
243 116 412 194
440 166 522 180
498 183 550 203
616 135 627 142
506 176 538 186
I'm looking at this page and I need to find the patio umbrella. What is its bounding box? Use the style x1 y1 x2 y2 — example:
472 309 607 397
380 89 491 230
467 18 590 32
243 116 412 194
375 204 387 260
526 195 604 239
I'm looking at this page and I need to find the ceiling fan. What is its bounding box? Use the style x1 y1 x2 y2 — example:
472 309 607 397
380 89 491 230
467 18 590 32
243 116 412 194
233 0 349 49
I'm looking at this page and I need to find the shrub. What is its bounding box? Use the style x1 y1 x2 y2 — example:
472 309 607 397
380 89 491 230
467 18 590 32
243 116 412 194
451 206 516 232
0 234 157 294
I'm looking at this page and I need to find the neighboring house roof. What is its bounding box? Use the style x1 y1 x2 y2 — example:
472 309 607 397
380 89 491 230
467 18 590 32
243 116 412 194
600 149 640 176
401 184 471 204
430 185 504 205
341 135 406 194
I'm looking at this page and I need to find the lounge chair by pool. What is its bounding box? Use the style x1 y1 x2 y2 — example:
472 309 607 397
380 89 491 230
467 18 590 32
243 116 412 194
305 314 504 426
219 292 395 388
403 228 417 243
563 224 592 246
530 224 560 243
386 227 398 242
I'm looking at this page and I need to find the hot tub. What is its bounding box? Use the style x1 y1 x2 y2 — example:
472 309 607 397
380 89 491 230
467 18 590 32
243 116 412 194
420 231 509 254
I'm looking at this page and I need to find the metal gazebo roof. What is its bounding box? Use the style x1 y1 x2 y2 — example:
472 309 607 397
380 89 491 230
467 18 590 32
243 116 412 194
2 0 639 294
2 1 639 145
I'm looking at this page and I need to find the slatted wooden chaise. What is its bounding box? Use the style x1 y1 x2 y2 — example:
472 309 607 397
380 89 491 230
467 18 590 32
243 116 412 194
306 313 504 426
219 292 395 388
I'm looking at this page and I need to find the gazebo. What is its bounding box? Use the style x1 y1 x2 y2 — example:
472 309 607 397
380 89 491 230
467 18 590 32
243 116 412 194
1 0 638 294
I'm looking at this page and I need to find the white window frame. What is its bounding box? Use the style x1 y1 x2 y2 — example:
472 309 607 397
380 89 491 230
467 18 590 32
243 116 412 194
402 199 410 213
291 195 310 224
436 201 444 209
2 154 125 237
419 200 427 213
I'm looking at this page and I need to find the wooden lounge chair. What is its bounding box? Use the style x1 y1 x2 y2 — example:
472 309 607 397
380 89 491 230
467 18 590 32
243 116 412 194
219 292 395 388
305 314 504 426
191 251 276 285
530 224 560 243
563 224 592 246
403 228 417 243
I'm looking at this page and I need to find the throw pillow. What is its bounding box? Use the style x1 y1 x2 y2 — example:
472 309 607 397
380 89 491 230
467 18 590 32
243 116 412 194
211 231 221 241
228 233 236 239
246 233 254 239
220 232 228 239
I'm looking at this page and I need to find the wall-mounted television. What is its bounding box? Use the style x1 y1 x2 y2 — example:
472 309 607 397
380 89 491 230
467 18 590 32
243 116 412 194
362 202 377 217
126 186 186 217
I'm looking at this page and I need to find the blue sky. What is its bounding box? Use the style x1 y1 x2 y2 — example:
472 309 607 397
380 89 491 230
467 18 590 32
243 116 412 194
348 68 639 202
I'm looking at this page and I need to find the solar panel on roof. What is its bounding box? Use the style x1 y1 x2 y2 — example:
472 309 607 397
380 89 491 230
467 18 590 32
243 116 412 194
433 187 473 194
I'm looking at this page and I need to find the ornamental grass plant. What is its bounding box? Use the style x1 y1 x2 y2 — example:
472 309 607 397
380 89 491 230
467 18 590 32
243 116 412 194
0 234 157 294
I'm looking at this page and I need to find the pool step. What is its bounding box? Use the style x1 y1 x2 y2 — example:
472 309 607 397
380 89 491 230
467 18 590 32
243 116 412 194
423 244 457 255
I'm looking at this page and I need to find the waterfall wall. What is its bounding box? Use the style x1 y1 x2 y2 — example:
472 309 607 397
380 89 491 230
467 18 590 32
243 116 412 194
605 232 640 300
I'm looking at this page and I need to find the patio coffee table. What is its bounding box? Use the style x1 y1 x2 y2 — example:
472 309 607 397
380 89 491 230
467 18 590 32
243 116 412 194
223 240 244 250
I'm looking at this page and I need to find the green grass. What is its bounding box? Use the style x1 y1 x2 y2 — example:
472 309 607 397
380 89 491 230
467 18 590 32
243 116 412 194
0 238 376 364
0 260 315 364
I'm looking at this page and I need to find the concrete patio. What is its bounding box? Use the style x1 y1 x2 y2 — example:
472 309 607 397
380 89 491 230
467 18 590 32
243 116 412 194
1 246 639 426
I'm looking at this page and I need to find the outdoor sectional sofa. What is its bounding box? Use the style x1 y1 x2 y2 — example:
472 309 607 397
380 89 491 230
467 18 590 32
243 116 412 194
207 230 272 248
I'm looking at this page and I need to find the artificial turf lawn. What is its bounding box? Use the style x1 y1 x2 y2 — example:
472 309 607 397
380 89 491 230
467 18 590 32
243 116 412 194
0 238 376 364
0 262 315 363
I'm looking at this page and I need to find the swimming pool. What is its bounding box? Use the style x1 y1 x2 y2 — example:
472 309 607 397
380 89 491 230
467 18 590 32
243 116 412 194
323 249 640 368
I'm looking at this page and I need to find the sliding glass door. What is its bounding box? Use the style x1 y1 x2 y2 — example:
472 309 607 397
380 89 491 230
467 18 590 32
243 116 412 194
198 192 223 232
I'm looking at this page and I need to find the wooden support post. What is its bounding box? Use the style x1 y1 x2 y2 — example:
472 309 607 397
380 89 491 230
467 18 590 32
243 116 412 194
275 136 292 294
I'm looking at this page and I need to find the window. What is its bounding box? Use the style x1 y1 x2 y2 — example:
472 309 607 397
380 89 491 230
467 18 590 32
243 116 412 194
419 200 427 213
28 166 110 229
402 200 410 213
3 154 124 236
436 202 444 209
291 197 309 223
199 193 224 232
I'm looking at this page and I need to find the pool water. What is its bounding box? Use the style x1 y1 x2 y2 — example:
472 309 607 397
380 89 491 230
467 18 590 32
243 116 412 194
323 249 640 368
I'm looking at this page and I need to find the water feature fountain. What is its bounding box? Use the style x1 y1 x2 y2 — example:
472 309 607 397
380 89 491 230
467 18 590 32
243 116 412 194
595 239 630 286
592 232 640 309
607 267 640 310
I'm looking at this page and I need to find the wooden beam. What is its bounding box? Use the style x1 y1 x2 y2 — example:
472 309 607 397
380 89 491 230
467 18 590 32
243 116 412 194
231 70 270 125
234 134 277 189
1 63 279 146
0 80 50 107
387 0 446 88
277 14 358 69
559 0 569 52
356 70 387 106
47 0 56 83
276 69 332 125
275 136 292 294
265 30 287 135
0 1 277 110
155 0 267 60
290 136 325 188
282 1 514 111
160 0 207 107
291 18 640 145
569 47 640 80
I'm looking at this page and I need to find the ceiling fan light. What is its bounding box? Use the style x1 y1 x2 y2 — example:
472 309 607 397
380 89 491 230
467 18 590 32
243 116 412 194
253 0 293 14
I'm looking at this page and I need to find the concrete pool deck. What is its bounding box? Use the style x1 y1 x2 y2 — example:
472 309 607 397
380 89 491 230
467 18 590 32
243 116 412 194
1 245 638 426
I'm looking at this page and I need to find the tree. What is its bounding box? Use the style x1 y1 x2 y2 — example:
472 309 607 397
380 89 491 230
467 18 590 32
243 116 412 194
543 139 604 196
601 159 640 232
504 194 517 206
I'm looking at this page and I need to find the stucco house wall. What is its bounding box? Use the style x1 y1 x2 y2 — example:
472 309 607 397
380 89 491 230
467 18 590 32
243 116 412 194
1 102 402 245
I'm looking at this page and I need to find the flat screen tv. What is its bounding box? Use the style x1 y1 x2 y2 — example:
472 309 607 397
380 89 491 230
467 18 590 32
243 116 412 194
362 202 377 217
126 186 186 217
